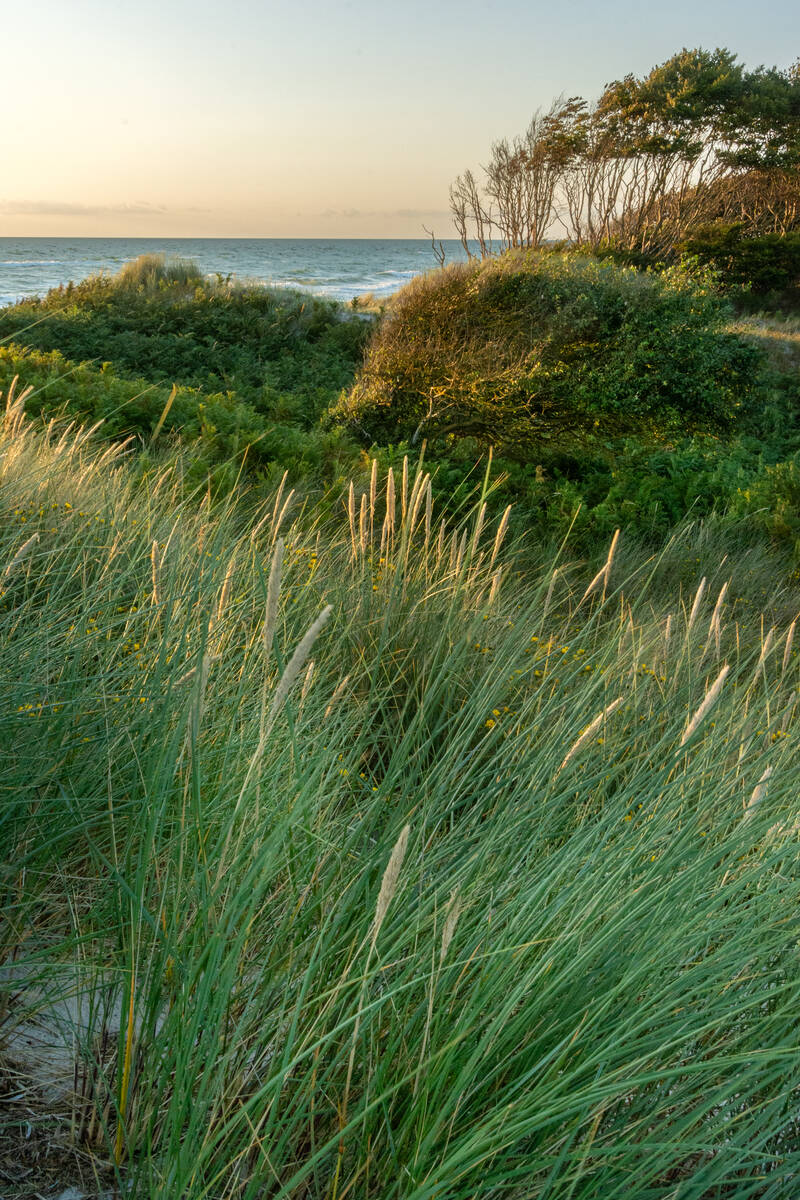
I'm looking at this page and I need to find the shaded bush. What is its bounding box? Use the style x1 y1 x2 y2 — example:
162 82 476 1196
336 251 760 453
680 224 800 298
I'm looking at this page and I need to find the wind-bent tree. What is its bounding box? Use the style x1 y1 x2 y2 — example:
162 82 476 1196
450 48 800 259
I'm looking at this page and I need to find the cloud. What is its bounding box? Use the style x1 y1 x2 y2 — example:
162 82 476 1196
0 199 168 217
319 207 450 221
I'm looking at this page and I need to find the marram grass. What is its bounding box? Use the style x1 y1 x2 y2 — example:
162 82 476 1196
2 396 800 1198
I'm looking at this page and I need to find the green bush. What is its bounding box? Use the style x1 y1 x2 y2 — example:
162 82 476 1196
336 250 760 452
680 224 800 298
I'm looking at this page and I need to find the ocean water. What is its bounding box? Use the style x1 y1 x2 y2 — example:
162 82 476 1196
0 238 474 308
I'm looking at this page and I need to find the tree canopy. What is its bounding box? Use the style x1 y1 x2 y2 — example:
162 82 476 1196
450 48 800 259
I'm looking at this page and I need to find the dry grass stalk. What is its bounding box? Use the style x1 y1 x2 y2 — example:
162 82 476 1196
299 660 315 711
261 538 284 666
777 691 796 734
249 502 273 545
415 885 461 1099
371 824 410 948
557 697 624 774
489 506 511 570
3 532 39 578
488 568 502 606
663 613 673 659
449 529 458 573
272 489 295 543
407 471 428 540
686 577 707 637
401 456 409 525
580 529 620 604
150 540 160 607
149 383 177 444
707 581 729 655
347 483 357 559
359 492 368 554
436 519 446 565
542 568 558 624
338 821 411 1191
190 652 213 737
745 765 773 818
440 890 461 964
782 619 797 673
369 458 377 540
680 664 730 746
604 527 620 584
470 502 487 558
175 652 219 688
324 673 351 720
385 468 395 539
216 556 236 623
263 605 333 737
424 477 433 548
3 376 32 440
455 529 468 575
748 627 776 692
269 471 288 538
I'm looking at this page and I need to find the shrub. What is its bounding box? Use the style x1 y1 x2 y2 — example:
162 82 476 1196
680 224 800 297
336 250 760 454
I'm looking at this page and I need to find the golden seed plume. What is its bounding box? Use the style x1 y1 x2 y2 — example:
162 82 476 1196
324 673 351 720
371 823 410 948
369 458 377 533
557 697 624 774
580 529 620 604
754 626 775 673
686 577 707 636
299 659 315 709
4 532 39 578
385 467 396 538
440 890 461 964
150 540 160 607
401 456 409 524
347 482 357 559
264 605 333 733
782 619 797 674
680 664 730 746
216 556 236 623
745 765 773 818
262 538 284 663
359 492 368 553
489 505 512 569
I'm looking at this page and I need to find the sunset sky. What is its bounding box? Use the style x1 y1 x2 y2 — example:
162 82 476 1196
4 0 797 238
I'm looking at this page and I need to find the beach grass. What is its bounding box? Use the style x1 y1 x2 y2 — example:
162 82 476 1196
3 388 800 1196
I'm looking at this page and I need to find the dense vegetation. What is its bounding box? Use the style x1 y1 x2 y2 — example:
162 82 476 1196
337 251 759 446
3 396 800 1196
0 258 368 488
3 251 800 561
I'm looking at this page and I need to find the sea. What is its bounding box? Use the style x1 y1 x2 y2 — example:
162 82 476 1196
0 238 474 308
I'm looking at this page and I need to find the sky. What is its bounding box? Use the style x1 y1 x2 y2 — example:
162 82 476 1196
3 0 797 238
